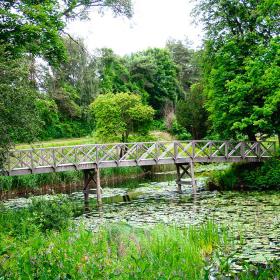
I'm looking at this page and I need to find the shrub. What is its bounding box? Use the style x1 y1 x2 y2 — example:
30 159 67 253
27 196 78 232
0 196 79 237
244 158 280 188
169 120 192 140
207 158 280 190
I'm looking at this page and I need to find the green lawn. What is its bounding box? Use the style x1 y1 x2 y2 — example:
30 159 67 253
16 131 174 150
16 136 98 150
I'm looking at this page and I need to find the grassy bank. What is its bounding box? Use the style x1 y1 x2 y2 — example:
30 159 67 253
207 158 280 191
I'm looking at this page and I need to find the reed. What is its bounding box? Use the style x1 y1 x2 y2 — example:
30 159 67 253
0 167 144 192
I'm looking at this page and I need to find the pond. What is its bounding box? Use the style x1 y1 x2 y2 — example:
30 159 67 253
2 166 280 267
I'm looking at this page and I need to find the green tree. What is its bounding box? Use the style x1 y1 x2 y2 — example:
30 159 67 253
90 93 154 142
42 37 98 118
176 83 208 139
166 39 200 92
0 0 133 65
129 48 182 115
96 48 183 115
0 48 40 169
227 37 280 143
97 48 136 94
194 0 280 140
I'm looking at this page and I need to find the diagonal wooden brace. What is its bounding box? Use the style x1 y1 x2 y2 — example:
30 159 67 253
83 168 102 205
175 162 196 194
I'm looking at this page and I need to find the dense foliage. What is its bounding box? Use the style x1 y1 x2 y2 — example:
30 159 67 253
0 0 134 167
176 83 208 139
0 0 133 65
194 0 280 141
90 93 155 142
0 0 279 172
208 158 280 191
0 47 40 169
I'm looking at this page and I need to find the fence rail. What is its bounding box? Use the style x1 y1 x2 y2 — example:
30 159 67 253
4 140 276 176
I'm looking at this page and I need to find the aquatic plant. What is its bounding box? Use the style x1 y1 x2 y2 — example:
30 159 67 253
1 193 279 279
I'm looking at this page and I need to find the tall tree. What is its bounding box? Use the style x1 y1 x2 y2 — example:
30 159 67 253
166 39 200 92
97 48 136 94
0 47 40 170
0 0 133 65
176 83 208 139
129 48 183 115
43 37 99 119
227 37 280 143
194 0 280 140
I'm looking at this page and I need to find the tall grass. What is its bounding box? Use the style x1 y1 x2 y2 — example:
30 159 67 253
0 223 227 279
1 197 278 279
0 171 83 191
0 167 144 192
0 197 229 279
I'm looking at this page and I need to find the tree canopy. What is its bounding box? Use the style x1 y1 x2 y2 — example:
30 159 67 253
90 93 155 142
194 0 280 140
0 0 133 65
0 46 40 168
176 83 208 139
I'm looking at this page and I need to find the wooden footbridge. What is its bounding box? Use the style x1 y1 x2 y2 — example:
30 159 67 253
3 140 276 203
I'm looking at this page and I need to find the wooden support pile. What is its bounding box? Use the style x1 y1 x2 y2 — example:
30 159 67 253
83 168 102 205
175 162 196 193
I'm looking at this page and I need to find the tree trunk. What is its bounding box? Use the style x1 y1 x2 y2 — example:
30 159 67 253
120 132 129 158
247 130 257 141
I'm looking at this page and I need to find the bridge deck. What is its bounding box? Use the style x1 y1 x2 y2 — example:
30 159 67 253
4 140 276 176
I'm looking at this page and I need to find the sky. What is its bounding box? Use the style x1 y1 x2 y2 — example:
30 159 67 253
66 0 204 55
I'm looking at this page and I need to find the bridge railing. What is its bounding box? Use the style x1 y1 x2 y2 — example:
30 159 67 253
5 140 276 175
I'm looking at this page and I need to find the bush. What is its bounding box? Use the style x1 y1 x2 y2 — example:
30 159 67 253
151 119 166 131
27 196 78 232
169 120 192 140
207 158 280 190
0 196 79 237
244 158 280 188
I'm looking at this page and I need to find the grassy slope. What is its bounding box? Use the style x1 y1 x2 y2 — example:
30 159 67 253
16 131 174 150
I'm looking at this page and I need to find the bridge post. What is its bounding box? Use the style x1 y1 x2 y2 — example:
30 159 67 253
96 167 102 205
176 164 183 193
190 161 196 194
83 169 94 203
175 162 196 193
83 168 102 205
